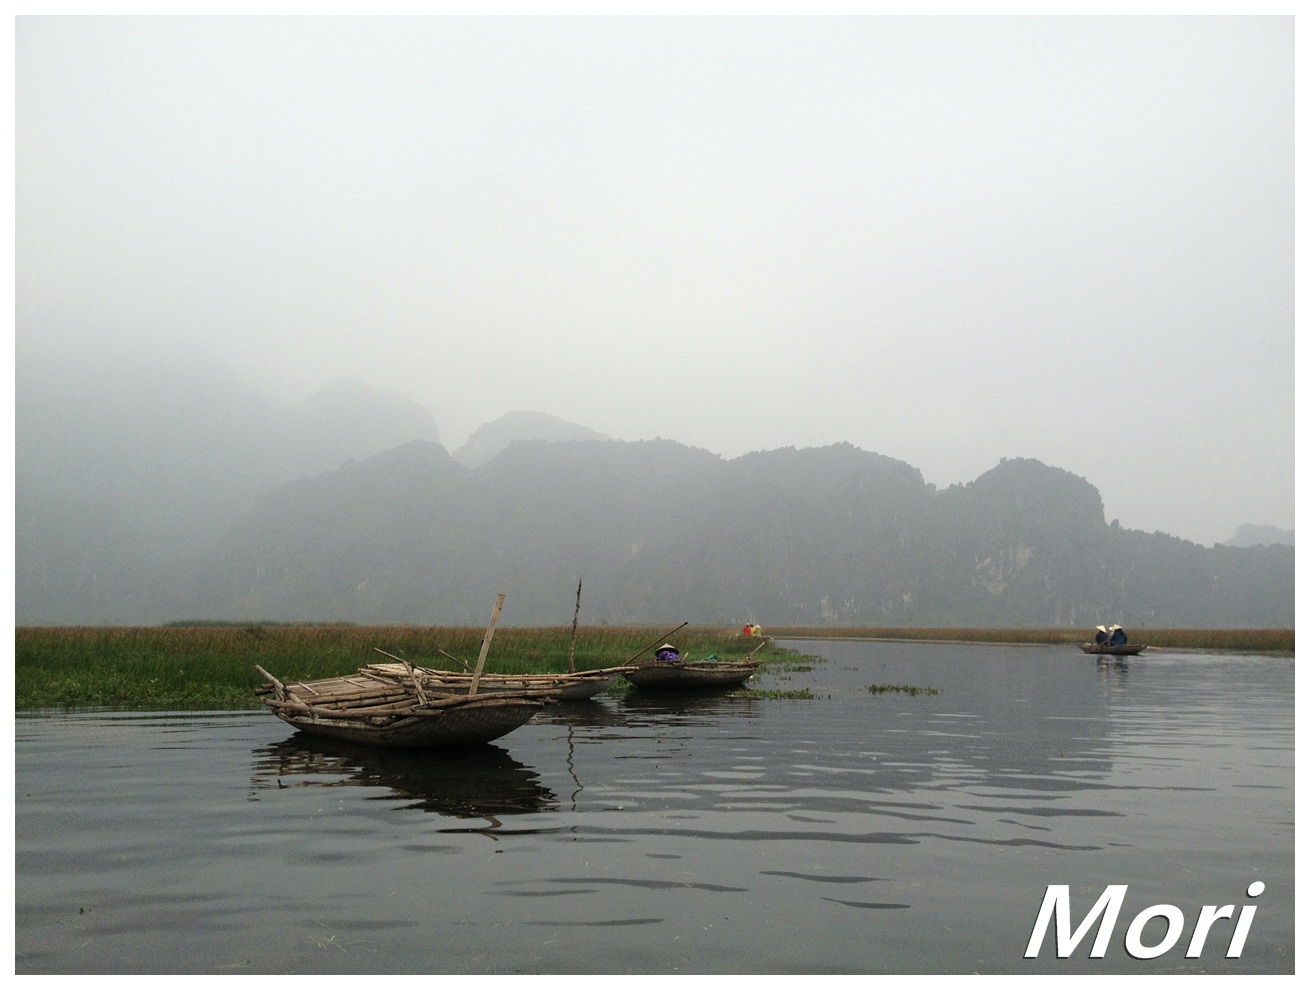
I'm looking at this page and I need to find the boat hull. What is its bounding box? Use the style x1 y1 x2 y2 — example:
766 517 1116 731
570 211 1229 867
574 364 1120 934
623 660 760 691
1079 643 1147 656
268 696 544 749
257 666 549 749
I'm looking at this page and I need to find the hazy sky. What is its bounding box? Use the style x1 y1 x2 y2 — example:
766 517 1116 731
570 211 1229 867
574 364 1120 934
14 16 1294 547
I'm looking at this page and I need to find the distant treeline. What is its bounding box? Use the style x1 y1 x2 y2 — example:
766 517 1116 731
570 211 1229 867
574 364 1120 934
162 620 358 628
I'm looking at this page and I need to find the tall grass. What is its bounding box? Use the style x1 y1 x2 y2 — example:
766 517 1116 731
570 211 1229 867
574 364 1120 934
15 623 1291 710
14 625 780 709
764 626 1294 653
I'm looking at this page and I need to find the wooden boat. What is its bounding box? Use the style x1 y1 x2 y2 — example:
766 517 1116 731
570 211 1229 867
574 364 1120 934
255 665 550 749
623 659 761 691
365 661 636 701
1079 643 1148 656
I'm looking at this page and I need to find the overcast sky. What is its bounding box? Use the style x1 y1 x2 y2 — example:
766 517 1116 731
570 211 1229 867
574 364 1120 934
15 16 1294 547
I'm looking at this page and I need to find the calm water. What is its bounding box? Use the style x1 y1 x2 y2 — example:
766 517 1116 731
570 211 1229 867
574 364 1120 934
15 640 1294 974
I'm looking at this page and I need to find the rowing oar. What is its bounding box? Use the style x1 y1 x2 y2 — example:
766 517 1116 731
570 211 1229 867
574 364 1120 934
625 621 690 664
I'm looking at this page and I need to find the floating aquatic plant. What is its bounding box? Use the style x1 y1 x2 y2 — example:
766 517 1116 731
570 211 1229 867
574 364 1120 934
867 684 941 696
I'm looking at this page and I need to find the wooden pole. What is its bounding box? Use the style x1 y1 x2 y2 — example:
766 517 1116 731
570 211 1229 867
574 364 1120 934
375 643 473 673
435 647 474 672
400 658 428 705
746 636 770 660
567 577 583 674
254 665 285 700
625 621 689 664
468 593 506 696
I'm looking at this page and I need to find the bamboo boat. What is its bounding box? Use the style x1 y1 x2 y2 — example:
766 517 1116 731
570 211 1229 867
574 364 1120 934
255 665 550 749
365 661 636 700
1079 643 1147 657
623 659 761 691
256 591 559 748
366 581 634 700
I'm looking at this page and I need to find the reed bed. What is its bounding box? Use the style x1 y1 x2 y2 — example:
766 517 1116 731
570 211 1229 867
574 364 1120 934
15 623 1291 709
764 626 1294 653
13 624 787 709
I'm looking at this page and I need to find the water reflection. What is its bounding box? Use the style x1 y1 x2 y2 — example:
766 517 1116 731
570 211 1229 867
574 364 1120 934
250 735 557 820
533 698 627 728
15 642 1294 974
619 690 762 719
1092 655 1134 699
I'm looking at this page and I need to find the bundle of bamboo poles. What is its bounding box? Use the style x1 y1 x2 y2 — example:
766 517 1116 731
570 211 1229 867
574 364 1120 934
255 592 524 718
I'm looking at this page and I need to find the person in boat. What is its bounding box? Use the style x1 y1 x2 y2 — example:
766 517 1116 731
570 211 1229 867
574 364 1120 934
1109 625 1128 646
654 643 683 664
742 623 753 637
751 623 763 637
1093 625 1109 645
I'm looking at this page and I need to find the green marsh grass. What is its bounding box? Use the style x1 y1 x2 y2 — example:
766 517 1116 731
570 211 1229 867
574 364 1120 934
867 684 942 696
15 624 1290 709
740 688 817 700
14 625 796 709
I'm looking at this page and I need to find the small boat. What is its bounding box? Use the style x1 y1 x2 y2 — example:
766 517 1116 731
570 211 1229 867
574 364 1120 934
623 659 761 691
1079 643 1148 657
255 665 550 749
365 661 636 701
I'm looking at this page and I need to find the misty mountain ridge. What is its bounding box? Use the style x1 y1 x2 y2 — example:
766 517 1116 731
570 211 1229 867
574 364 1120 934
13 352 1292 626
1223 524 1293 548
452 410 610 468
194 440 1291 628
16 353 441 622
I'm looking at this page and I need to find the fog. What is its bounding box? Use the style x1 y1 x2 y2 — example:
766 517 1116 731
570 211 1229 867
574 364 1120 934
14 16 1294 547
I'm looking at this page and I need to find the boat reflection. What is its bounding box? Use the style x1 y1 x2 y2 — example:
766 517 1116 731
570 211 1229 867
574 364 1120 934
619 690 763 720
532 696 627 729
250 735 558 820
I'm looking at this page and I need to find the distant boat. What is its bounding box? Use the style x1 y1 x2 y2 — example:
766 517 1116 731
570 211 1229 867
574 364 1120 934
255 665 550 749
623 659 761 691
1079 643 1148 657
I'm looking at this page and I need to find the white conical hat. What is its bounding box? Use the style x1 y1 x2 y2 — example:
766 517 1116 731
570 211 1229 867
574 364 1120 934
1096 625 1107 633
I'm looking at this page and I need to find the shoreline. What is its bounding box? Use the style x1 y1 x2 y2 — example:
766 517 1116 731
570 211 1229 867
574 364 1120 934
15 624 1292 710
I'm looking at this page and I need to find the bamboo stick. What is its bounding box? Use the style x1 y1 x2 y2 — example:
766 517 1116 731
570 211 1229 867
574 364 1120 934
468 593 506 696
436 647 474 672
265 701 409 720
370 647 441 674
358 668 406 685
373 646 466 675
401 659 428 705
410 697 545 715
287 685 409 706
267 690 524 717
625 621 689 663
568 577 582 674
288 677 405 698
254 665 285 700
746 636 770 660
